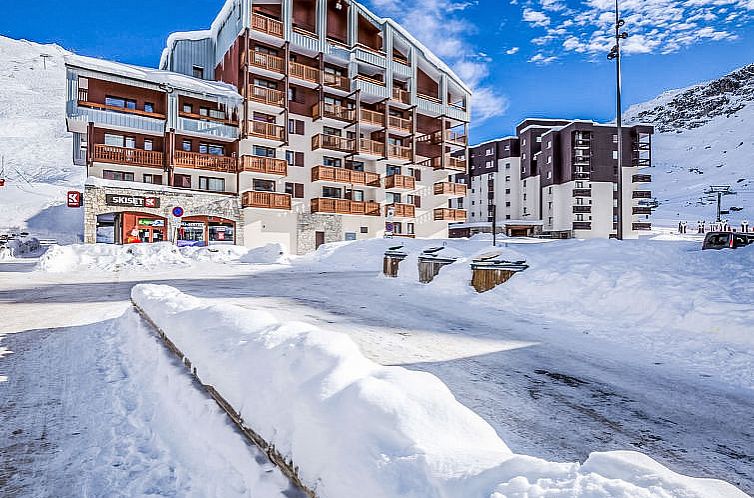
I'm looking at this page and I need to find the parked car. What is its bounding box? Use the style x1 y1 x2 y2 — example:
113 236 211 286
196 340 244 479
702 231 754 250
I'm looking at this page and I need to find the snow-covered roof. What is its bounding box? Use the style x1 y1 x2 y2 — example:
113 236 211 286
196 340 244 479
66 54 241 101
471 136 518 149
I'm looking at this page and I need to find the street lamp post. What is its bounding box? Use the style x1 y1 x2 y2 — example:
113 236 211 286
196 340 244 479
608 0 628 239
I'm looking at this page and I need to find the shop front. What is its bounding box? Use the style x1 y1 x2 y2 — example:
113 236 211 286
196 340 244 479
123 212 167 243
177 216 236 247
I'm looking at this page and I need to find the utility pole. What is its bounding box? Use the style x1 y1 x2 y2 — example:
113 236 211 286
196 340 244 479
491 205 497 246
608 0 628 239
705 185 735 223
40 54 52 70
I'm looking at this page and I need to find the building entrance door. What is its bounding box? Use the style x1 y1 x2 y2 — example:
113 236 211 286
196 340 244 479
315 231 325 249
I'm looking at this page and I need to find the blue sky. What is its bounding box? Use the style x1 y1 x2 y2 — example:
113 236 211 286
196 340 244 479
2 0 754 143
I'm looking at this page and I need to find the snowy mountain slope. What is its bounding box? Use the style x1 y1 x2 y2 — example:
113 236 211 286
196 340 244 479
625 64 754 228
0 36 83 241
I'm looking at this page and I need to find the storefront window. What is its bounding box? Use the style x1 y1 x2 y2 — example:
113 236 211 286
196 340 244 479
209 223 234 244
178 221 205 247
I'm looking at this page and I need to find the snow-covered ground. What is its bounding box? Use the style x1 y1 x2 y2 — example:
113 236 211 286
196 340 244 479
2 237 752 496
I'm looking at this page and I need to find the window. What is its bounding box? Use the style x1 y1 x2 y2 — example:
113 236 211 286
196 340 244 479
285 151 304 167
505 201 511 207
485 148 493 156
536 136 542 143
613 150 619 160
255 78 278 89
285 182 305 198
199 177 225 192
323 126 341 136
485 160 493 168
200 144 224 156
505 163 511 169
546 141 551 149
345 232 357 241
253 179 276 192
182 140 192 152
360 226 369 234
505 188 511 194
288 119 304 135
174 174 191 188
192 65 204 79
104 133 124 147
349 161 364 171
386 192 401 204
386 165 402 176
144 139 153 151
103 170 134 182
124 137 135 149
522 138 526 146
546 156 552 164
547 171 552 179
613 134 618 143
144 102 155 113
143 174 162 185
182 103 193 114
347 189 364 201
407 223 415 235
322 186 342 198
505 176 511 182
254 146 275 157
323 156 342 167
288 87 297 101
523 180 527 187
105 96 136 109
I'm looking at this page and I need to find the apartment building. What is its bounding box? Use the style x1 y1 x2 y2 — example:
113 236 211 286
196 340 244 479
65 0 470 253
458 119 653 239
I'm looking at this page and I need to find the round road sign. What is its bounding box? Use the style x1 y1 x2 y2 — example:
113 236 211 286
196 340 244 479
172 206 184 218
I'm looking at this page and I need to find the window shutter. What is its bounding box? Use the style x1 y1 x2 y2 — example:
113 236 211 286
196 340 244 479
295 120 304 135
413 195 421 208
295 151 304 167
414 169 422 181
294 183 304 198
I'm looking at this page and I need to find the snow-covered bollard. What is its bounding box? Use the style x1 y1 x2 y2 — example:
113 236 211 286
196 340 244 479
470 253 529 293
382 245 407 277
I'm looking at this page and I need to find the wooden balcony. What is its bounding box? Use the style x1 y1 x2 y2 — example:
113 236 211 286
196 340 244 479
573 222 592 230
173 150 237 172
248 85 285 107
421 155 466 172
92 144 163 168
391 87 410 104
239 156 287 176
443 130 467 146
323 73 350 92
433 181 466 196
433 208 467 222
633 222 652 231
311 165 380 187
385 203 415 218
310 198 380 216
251 13 284 38
289 61 319 83
242 191 291 210
249 120 285 141
573 188 592 197
360 108 385 127
354 74 385 87
387 144 412 160
77 98 166 120
312 102 355 122
388 115 411 132
358 138 385 157
249 51 284 73
632 174 652 183
312 134 355 153
633 190 652 199
385 174 415 190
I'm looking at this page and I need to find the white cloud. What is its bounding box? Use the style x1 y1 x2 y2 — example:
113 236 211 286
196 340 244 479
506 47 521 54
518 0 753 59
529 53 558 64
367 0 508 123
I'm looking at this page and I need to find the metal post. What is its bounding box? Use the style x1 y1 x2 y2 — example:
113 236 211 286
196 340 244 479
614 0 624 240
717 191 722 222
492 205 497 246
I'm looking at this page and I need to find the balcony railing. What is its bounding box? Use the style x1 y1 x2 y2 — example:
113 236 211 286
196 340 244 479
359 138 385 157
573 205 592 214
323 72 350 92
386 203 415 218
311 165 380 187
433 181 466 196
313 102 355 122
242 190 291 210
178 116 238 140
239 156 287 176
387 143 411 160
312 134 355 153
77 96 166 120
248 85 285 107
388 115 411 132
433 208 467 222
573 222 592 230
92 144 163 168
385 174 415 190
310 198 380 216
251 13 284 37
289 61 320 83
173 150 237 172
633 206 653 215
573 188 592 197
249 120 285 140
440 130 467 146
249 51 284 73
360 108 384 127
633 222 652 231
632 174 652 183
392 87 410 104
633 190 652 199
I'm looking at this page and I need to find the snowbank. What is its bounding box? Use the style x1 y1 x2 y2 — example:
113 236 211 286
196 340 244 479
131 284 746 498
36 242 289 272
0 236 40 259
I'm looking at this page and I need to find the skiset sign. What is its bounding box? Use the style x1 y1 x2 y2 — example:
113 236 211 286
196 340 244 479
105 194 160 208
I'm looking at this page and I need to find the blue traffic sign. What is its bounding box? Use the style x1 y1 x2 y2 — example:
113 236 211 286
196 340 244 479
172 206 184 217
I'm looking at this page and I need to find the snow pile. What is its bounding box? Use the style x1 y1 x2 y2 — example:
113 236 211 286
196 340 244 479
36 242 291 272
0 236 40 259
0 36 84 240
131 284 746 498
